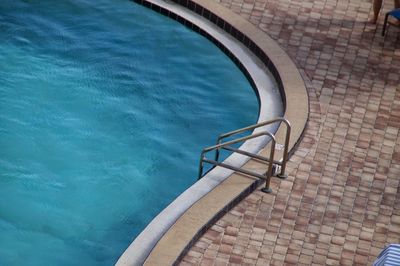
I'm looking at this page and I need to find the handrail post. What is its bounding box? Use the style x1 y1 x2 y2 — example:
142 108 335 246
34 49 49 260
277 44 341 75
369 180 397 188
214 137 222 162
277 120 291 179
198 150 206 180
261 137 276 193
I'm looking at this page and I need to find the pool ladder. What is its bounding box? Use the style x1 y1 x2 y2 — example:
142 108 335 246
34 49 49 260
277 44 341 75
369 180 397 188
198 118 291 193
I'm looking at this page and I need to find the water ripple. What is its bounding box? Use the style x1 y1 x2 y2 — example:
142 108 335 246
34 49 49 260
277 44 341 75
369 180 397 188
0 0 266 265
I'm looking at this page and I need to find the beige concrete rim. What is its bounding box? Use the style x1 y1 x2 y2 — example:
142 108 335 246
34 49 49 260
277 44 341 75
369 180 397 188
117 0 309 265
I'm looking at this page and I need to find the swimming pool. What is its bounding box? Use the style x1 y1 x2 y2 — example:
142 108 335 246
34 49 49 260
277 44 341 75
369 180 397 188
0 0 281 265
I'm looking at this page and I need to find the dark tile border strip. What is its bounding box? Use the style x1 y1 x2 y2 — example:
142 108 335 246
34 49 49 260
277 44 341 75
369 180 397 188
172 0 286 108
132 1 283 263
132 0 286 110
172 178 264 265
118 1 307 265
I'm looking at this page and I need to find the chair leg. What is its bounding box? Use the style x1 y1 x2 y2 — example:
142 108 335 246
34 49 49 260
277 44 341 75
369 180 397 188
382 13 390 36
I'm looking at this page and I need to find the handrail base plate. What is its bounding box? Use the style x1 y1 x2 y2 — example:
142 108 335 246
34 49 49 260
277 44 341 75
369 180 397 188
261 187 272 193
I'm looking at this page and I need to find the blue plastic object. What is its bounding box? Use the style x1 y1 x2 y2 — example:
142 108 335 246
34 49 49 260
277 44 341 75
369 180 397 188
382 8 400 36
373 244 400 266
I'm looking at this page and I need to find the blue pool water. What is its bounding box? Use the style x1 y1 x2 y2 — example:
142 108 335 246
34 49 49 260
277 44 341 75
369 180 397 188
0 0 262 265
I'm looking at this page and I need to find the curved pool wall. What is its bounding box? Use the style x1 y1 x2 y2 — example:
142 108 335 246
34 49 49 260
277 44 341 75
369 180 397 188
0 1 280 265
117 0 309 265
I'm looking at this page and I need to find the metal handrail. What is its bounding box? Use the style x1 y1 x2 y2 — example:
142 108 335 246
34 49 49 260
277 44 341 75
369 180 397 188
198 131 276 193
220 146 282 165
214 117 291 179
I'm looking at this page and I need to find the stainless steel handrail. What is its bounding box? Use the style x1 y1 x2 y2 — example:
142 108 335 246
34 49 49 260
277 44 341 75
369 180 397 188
214 117 291 179
198 131 276 193
220 146 282 165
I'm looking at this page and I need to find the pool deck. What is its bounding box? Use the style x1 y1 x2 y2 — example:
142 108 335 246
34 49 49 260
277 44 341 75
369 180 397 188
179 0 400 265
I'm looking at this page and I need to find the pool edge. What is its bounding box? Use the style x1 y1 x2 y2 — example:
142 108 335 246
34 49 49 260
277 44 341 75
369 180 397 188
116 0 309 265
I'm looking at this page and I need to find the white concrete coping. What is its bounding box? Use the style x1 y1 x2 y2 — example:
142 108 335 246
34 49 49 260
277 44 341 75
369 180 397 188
116 0 308 265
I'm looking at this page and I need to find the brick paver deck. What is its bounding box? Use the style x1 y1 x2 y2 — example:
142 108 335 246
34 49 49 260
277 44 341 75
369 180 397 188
179 0 400 265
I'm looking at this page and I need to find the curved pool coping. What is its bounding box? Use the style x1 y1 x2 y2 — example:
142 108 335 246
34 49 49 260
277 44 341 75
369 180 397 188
116 0 309 265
